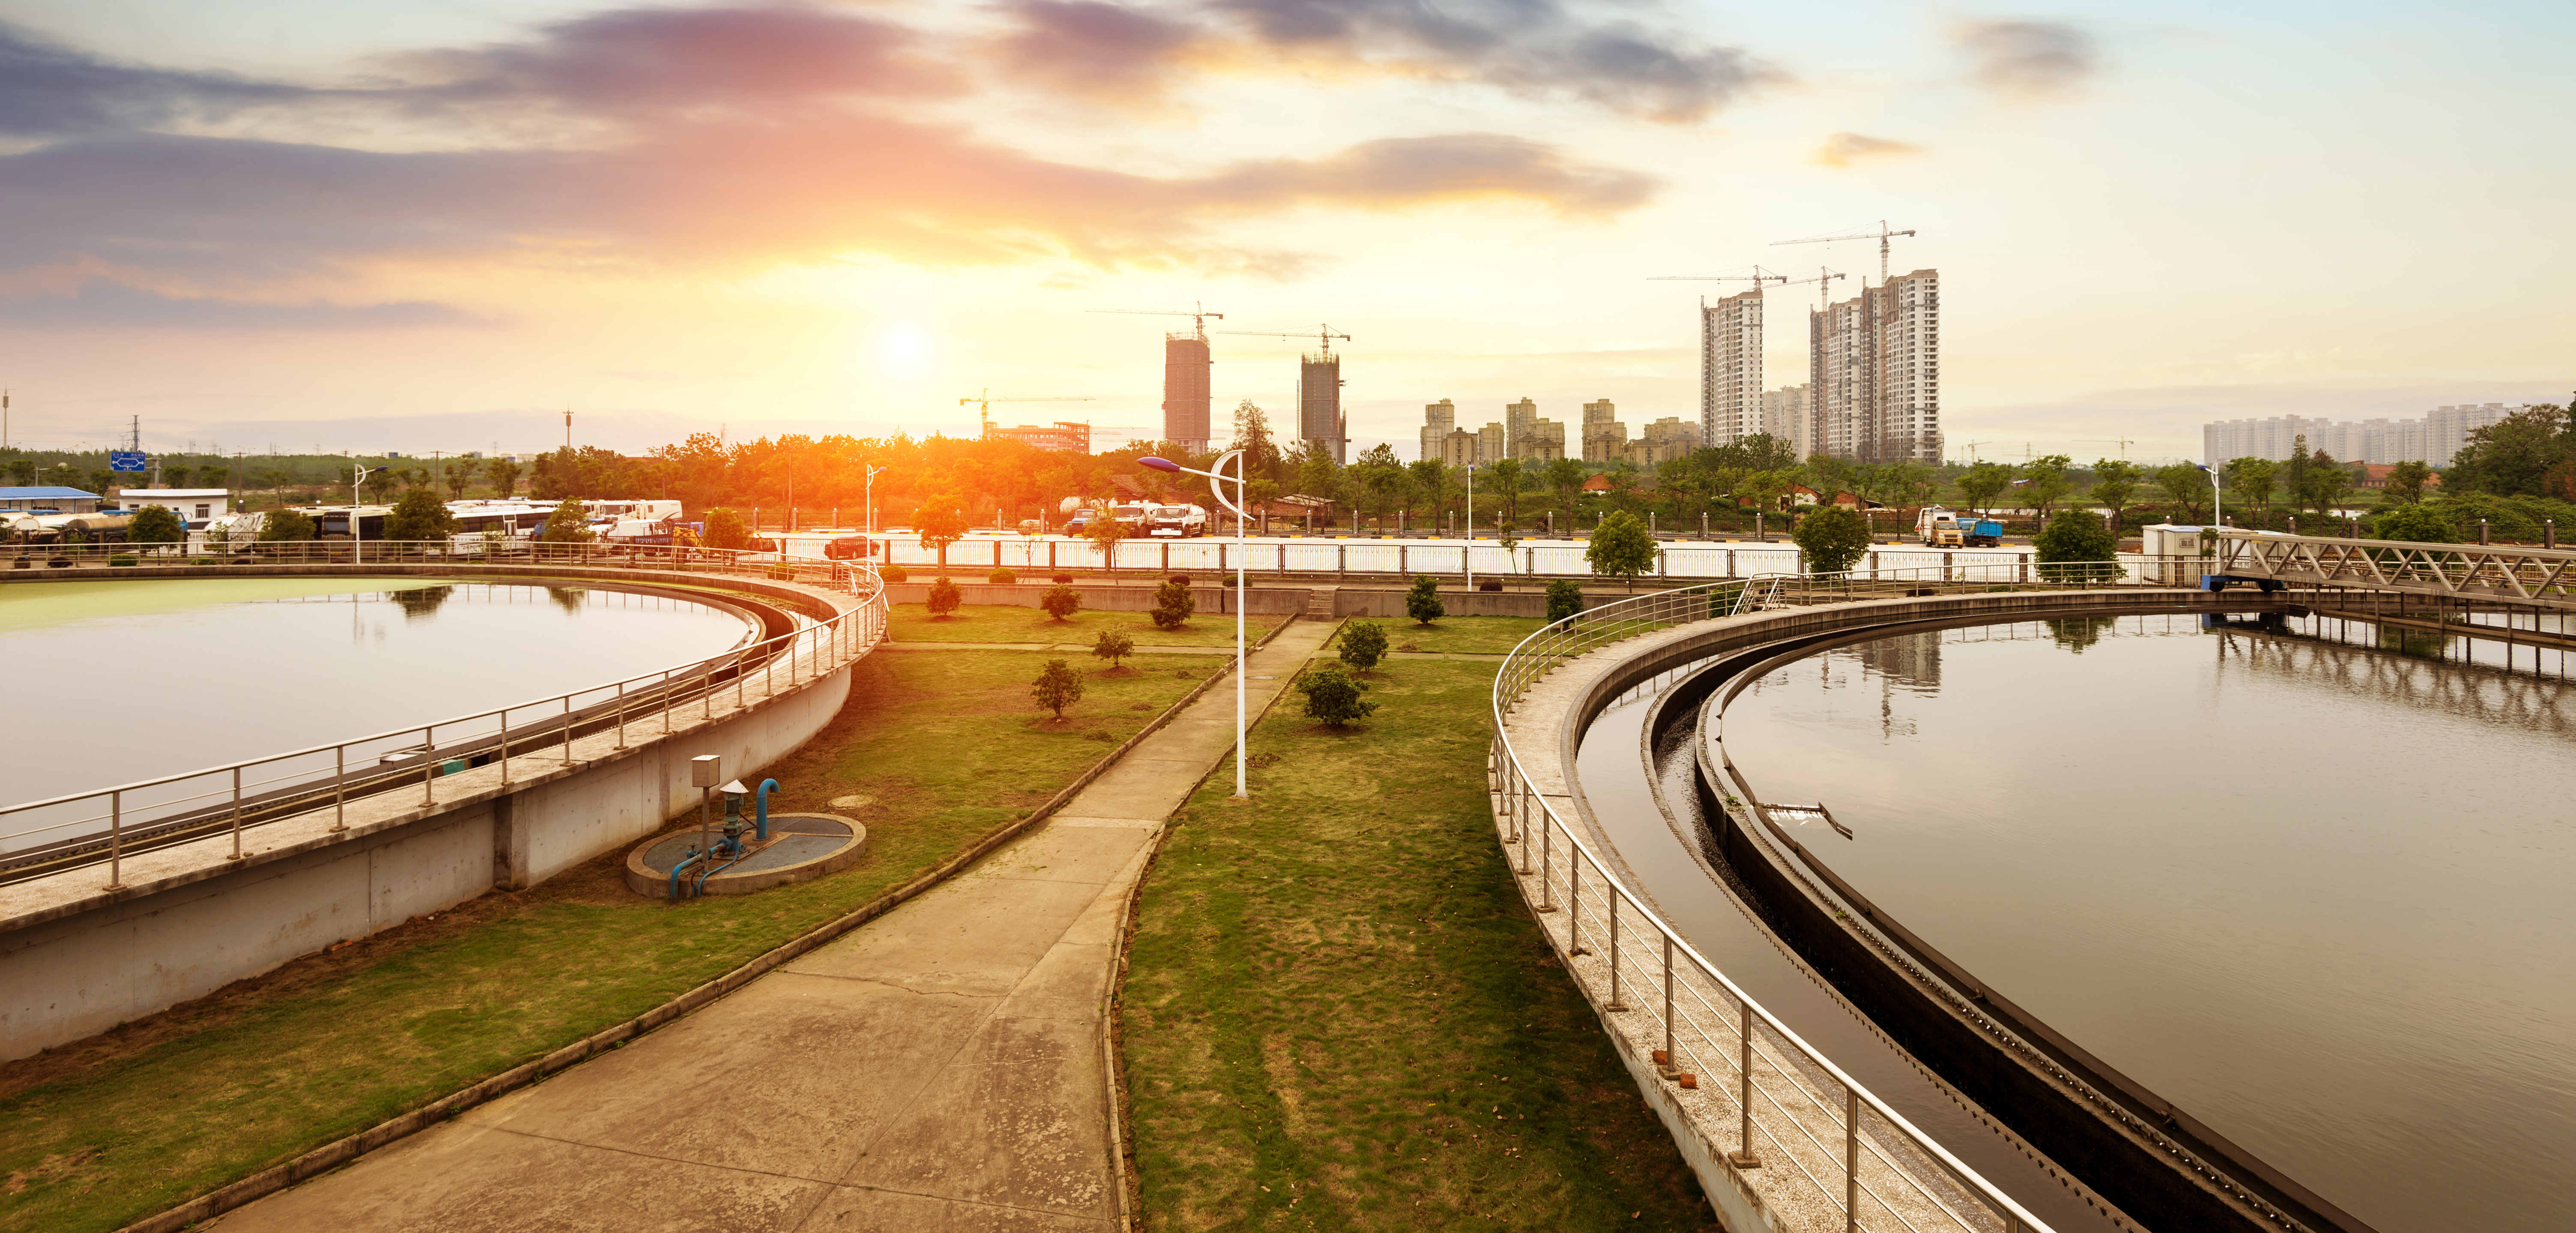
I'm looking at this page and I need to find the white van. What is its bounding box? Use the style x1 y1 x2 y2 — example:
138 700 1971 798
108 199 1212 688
1144 503 1209 537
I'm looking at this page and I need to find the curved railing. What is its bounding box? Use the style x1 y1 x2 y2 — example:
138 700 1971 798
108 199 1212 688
1489 562 2077 1233
0 544 887 889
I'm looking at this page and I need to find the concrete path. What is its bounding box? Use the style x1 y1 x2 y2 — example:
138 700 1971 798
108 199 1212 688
212 618 1339 1233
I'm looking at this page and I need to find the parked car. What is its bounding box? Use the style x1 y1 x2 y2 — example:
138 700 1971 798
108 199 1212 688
1143 503 1209 537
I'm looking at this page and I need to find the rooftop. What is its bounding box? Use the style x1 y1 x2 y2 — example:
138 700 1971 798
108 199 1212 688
0 487 101 499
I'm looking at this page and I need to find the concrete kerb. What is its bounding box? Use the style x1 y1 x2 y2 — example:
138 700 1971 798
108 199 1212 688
112 613 1315 1233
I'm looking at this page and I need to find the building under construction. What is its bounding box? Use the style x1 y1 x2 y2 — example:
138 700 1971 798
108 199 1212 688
1808 269 1940 464
1299 352 1345 463
1162 334 1212 449
984 421 1092 453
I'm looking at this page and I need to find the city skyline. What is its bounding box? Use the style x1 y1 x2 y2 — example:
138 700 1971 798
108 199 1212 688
0 0 2566 463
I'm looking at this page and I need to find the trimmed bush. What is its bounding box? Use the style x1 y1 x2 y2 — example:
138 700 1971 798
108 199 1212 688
1052 573 1074 584
1404 576 1444 625
2034 510 2120 582
880 563 908 582
108 554 139 567
1792 506 1873 575
1545 579 1585 622
1031 659 1085 719
927 576 963 617
1040 585 1082 621
1338 619 1389 671
1092 628 1136 670
1148 578 1196 630
1295 664 1378 727
989 566 1017 584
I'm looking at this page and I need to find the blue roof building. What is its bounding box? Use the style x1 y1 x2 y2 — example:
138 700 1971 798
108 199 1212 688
0 487 103 513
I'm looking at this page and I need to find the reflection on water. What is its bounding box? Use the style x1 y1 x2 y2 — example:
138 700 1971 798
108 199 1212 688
1719 615 2574 1233
0 578 753 808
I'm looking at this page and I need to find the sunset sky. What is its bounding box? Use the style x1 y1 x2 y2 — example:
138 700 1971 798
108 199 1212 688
0 0 2568 464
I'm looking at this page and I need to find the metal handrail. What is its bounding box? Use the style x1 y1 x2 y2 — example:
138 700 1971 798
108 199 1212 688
1488 562 2081 1233
0 544 887 887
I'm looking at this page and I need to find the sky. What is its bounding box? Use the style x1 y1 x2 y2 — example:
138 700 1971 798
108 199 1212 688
0 0 2569 465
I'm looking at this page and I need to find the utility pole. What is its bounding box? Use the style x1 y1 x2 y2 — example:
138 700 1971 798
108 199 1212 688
564 409 572 451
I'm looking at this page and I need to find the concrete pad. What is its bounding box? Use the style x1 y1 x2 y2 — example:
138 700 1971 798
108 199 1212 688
996 938 1115 1022
794 1186 1110 1232
783 876 1103 994
1046 815 1163 829
215 1120 836 1233
958 826 1159 887
837 1014 1111 1219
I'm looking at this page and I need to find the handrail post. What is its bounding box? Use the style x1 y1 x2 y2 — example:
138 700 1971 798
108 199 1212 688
661 670 673 734
500 711 511 785
614 683 628 749
1731 997 1759 1167
423 725 436 806
106 790 124 890
1658 934 1677 1077
1536 818 1556 911
1846 1085 1861 1232
230 766 244 860
561 696 574 763
1604 893 1627 1010
1567 859 1588 953
333 746 348 830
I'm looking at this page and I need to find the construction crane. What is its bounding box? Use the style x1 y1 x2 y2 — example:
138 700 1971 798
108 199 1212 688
1213 324 1350 354
1646 265 1789 292
959 390 1094 436
1772 220 1917 284
1957 441 2001 464
1774 266 1848 311
2077 438 2138 460
1087 303 1223 338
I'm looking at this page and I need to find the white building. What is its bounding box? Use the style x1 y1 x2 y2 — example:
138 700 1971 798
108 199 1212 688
1762 384 1812 457
1418 398 1455 463
114 488 230 527
2201 403 2516 465
1809 269 1940 464
1700 290 1765 447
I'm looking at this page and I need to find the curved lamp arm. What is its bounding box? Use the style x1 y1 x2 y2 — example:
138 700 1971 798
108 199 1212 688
1139 452 1247 520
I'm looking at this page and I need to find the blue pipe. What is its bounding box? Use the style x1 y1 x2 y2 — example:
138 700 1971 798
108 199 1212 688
667 848 705 901
754 778 778 840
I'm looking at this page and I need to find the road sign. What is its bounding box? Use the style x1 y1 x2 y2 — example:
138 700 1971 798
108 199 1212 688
109 451 146 472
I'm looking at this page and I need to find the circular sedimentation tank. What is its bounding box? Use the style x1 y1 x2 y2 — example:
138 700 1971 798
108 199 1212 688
625 812 868 899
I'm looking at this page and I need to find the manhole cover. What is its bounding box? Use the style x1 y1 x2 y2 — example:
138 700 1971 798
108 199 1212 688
829 794 876 810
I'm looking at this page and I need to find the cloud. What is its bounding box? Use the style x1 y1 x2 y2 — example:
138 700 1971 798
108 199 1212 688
0 23 307 137
990 0 1201 106
1957 20 2098 99
1813 132 1923 168
0 277 480 329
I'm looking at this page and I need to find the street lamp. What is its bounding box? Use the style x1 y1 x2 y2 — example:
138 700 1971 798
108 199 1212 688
865 463 888 553
1464 463 1476 590
2194 463 2224 528
1139 451 1251 799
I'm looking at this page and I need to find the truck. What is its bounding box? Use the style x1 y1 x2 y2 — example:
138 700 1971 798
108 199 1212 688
1916 507 2004 548
1142 503 1209 537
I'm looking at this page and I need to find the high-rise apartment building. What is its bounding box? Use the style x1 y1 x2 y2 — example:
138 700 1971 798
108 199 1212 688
1762 384 1811 457
1419 398 1456 463
1501 398 1565 460
1299 352 1345 463
1700 290 1765 447
2201 403 2516 465
1809 270 1939 463
1440 429 1481 467
1477 422 1504 463
1161 333 1213 448
1581 399 1627 462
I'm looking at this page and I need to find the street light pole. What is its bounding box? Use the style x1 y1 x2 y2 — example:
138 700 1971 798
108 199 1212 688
1141 451 1250 798
1464 464 1476 590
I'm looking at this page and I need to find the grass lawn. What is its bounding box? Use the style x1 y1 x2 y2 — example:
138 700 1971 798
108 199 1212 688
891 602 1285 648
0 649 1219 1233
1336 614 1553 656
1121 659 1715 1231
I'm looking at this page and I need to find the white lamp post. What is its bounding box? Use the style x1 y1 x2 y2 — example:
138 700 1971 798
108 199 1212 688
1140 451 1251 799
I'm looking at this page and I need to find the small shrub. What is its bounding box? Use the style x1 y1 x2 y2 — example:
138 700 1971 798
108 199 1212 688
1339 619 1389 671
880 563 909 582
2033 511 2119 583
1174 668 1196 678
1052 573 1074 584
1403 576 1445 625
927 576 963 617
108 554 139 567
1546 579 1586 622
1148 578 1196 630
1032 658 1085 719
1092 628 1135 670
1168 573 1191 585
1296 664 1378 727
1477 579 1503 592
989 566 1017 584
1040 584 1082 621
1792 506 1873 575
1085 728 1116 742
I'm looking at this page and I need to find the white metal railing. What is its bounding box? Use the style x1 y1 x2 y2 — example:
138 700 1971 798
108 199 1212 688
1489 564 2097 1233
2211 530 2576 609
0 543 886 889
881 535 2024 580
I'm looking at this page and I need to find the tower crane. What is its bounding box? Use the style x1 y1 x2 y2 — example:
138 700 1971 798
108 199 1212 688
1087 303 1223 338
959 390 1094 436
1646 265 1789 292
1774 266 1848 311
1957 441 2000 464
2077 438 2137 460
1212 324 1350 353
1772 220 1917 284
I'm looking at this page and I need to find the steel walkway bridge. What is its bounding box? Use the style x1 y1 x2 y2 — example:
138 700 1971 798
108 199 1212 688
2203 530 2576 611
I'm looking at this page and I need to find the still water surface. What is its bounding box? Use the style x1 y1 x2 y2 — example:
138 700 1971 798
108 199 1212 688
1717 614 2573 1233
0 578 754 808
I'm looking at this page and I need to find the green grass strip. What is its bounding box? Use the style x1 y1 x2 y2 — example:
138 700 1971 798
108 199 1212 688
1121 658 1715 1230
891 602 1288 647
0 649 1219 1233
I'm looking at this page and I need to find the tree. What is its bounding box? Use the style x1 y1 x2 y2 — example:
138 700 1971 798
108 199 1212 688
1406 459 1449 525
1585 509 1656 586
2034 510 2119 582
1545 579 1585 622
1484 458 1526 529
2367 504 2458 545
445 458 480 500
2381 460 2432 505
1954 461 2015 513
1404 576 1444 625
258 507 316 541
2446 404 2570 496
915 498 969 562
486 457 522 498
1230 399 1279 481
1544 457 1586 527
1032 659 1085 720
539 497 594 543
2019 455 2075 520
128 504 185 546
386 487 458 543
1351 443 1410 529
1091 627 1134 671
1339 619 1389 671
2151 463 2210 523
1148 577 1196 629
1081 502 1133 573
927 576 963 617
2089 460 2144 534
702 507 751 550
2298 451 2352 517
1040 585 1082 621
2223 457 2278 523
1792 505 1872 574
1295 664 1377 727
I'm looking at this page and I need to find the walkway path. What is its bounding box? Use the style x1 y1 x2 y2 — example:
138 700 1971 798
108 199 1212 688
212 619 1339 1233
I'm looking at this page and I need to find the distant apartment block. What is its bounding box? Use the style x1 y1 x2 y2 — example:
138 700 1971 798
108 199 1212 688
2202 403 2516 465
1809 270 1939 464
1762 384 1811 457
1419 398 1455 463
1161 333 1213 449
1628 417 1699 466
1700 290 1765 447
1299 352 1345 463
1504 397 1566 461
1581 399 1626 463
